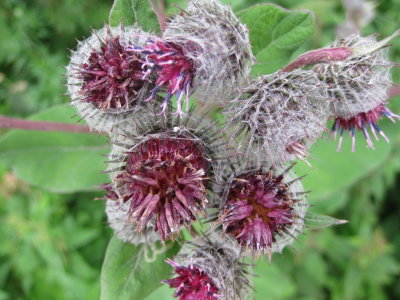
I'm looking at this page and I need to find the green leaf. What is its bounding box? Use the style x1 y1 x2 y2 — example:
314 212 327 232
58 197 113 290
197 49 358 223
100 236 180 300
0 105 109 193
237 4 315 75
109 0 160 33
145 285 174 300
254 260 296 300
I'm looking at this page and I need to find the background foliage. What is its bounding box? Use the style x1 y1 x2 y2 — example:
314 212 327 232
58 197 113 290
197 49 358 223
0 0 400 299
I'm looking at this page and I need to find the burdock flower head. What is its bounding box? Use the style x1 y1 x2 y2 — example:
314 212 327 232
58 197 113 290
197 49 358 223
164 259 220 300
218 162 308 258
163 233 252 300
104 184 160 245
66 25 153 133
105 110 225 241
224 70 328 166
162 0 254 106
312 29 400 151
126 37 195 115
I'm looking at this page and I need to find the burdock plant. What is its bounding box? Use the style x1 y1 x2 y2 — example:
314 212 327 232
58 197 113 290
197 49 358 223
67 25 155 133
105 108 225 241
217 163 308 258
60 0 400 299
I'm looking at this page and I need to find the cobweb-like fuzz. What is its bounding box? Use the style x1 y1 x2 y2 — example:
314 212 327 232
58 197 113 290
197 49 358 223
224 70 328 166
218 163 308 259
66 25 153 133
163 0 254 106
105 109 226 241
163 233 252 300
313 31 400 151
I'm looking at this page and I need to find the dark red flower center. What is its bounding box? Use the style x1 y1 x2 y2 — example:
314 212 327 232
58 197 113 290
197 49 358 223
331 103 400 151
219 170 296 253
115 137 210 241
163 259 220 300
79 36 145 111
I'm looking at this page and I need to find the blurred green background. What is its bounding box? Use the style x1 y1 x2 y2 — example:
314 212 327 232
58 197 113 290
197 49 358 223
1 0 400 299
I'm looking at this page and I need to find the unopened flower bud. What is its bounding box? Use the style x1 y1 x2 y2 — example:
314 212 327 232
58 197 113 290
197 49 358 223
224 70 328 166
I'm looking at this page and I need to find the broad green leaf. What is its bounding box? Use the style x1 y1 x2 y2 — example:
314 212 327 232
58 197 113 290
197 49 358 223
109 0 160 33
300 252 328 288
165 0 252 15
254 260 296 300
237 4 315 75
145 285 174 300
100 236 180 300
0 105 109 193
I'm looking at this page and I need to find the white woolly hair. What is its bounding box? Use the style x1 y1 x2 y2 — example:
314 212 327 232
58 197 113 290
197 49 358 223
176 232 252 300
105 108 227 206
66 25 153 134
163 0 255 106
313 34 393 119
224 70 328 166
218 161 309 256
105 199 160 245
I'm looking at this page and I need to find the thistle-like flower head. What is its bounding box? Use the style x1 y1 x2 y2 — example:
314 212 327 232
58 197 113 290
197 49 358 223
79 35 144 110
218 163 308 257
163 0 254 105
164 259 221 300
163 233 252 300
313 30 400 151
127 38 195 115
115 137 209 241
106 110 225 241
224 70 328 166
67 25 153 133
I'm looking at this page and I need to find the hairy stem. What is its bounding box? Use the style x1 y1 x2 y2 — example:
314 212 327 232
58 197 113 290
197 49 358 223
149 0 167 32
0 116 93 133
282 47 353 72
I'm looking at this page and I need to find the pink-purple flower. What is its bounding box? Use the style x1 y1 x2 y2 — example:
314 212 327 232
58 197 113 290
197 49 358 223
331 103 400 151
219 168 301 255
113 137 210 241
127 38 194 114
79 35 146 111
163 259 221 300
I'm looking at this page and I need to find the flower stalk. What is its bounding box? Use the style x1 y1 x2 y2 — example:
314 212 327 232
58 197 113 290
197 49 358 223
0 116 92 133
